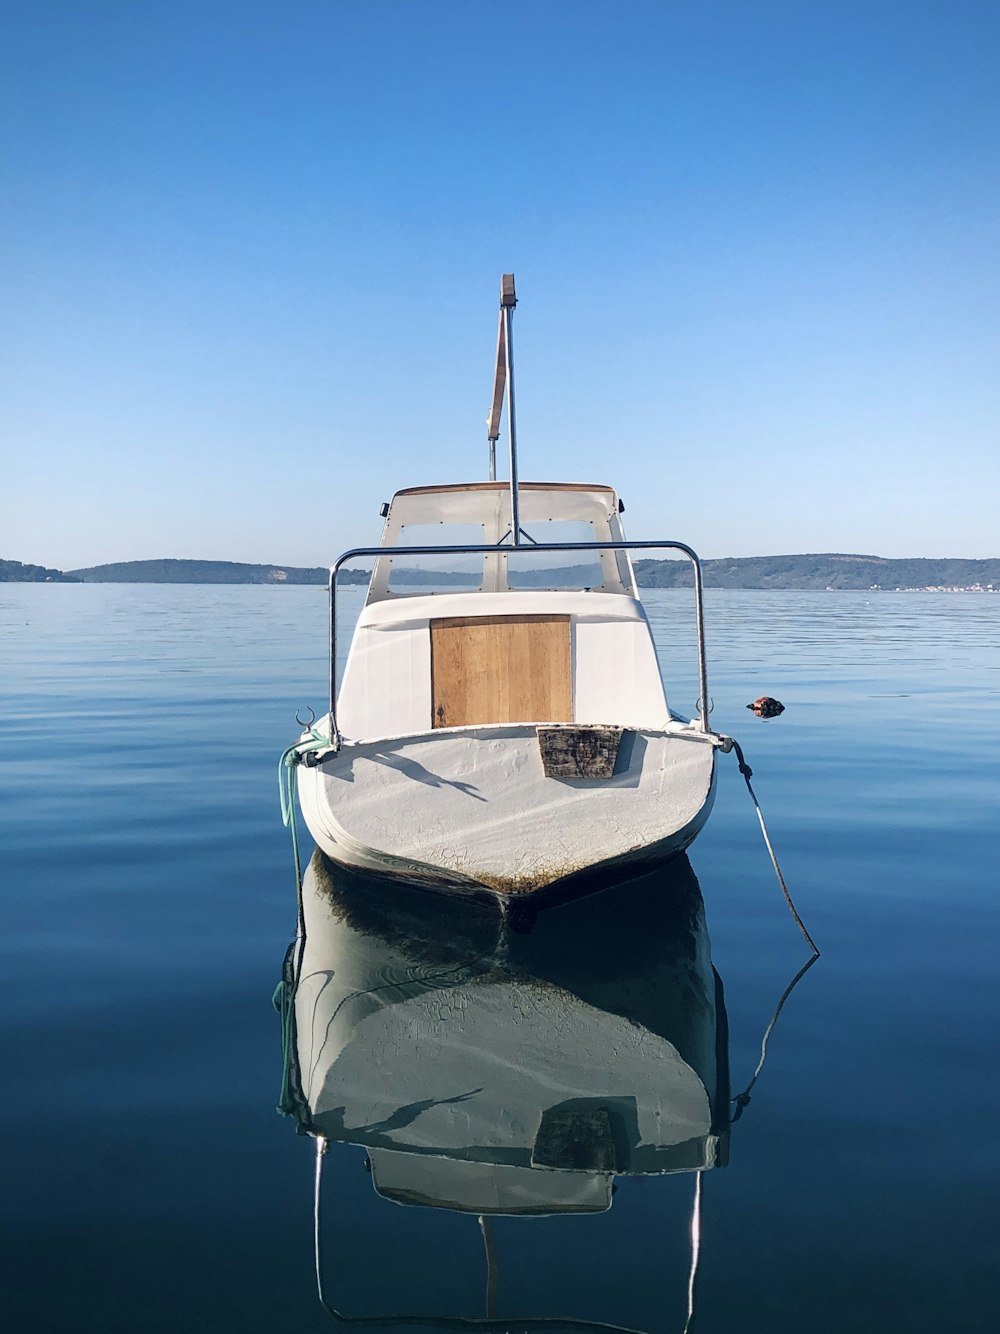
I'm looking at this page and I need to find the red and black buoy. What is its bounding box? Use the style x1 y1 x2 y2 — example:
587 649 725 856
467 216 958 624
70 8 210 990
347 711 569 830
747 696 785 718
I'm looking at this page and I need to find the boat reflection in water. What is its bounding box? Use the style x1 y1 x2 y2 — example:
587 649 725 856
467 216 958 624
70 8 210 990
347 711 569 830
275 853 806 1330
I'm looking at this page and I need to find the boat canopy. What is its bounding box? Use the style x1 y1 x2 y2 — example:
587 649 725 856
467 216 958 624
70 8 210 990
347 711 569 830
367 481 636 601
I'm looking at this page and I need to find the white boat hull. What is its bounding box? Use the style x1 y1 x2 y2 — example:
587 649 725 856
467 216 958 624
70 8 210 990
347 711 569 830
296 722 718 898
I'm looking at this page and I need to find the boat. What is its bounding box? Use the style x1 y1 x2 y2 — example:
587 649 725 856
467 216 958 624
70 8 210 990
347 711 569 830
287 275 732 903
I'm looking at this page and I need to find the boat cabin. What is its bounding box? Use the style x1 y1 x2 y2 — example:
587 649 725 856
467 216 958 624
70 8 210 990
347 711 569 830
336 481 673 743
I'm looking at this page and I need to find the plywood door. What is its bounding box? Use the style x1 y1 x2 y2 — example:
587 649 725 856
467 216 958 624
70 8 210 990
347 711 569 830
430 615 572 728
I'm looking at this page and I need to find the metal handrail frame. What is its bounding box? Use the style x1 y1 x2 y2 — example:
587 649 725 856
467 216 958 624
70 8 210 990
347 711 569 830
327 540 709 747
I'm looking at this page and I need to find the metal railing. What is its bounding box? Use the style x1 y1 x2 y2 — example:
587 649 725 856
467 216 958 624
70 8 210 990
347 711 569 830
326 540 709 747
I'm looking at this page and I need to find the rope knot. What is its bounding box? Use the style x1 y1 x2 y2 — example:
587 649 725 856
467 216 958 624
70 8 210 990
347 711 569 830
731 738 753 778
730 1092 752 1123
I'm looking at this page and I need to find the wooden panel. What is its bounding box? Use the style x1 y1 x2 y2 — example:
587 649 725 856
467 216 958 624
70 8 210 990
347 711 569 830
431 616 572 728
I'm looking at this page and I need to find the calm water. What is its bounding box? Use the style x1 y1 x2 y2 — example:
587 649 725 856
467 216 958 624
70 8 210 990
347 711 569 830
3 583 999 1332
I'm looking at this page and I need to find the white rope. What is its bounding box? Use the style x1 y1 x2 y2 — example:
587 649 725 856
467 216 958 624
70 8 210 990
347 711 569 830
314 1135 328 1302
682 1171 703 1334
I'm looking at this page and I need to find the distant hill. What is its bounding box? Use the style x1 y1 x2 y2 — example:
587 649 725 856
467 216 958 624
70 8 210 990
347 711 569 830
634 553 1000 590
1 559 79 583
40 552 1000 591
68 559 367 585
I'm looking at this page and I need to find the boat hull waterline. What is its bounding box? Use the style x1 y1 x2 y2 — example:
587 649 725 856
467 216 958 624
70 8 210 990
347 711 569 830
296 721 719 897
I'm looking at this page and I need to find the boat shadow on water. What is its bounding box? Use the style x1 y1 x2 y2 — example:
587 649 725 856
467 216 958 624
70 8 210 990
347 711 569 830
274 851 816 1332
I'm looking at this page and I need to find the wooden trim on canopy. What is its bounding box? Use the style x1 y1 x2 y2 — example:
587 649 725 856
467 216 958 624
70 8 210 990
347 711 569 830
397 482 615 496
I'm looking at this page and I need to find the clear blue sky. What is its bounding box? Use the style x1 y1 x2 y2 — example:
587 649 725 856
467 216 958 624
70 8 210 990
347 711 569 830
3 1 998 568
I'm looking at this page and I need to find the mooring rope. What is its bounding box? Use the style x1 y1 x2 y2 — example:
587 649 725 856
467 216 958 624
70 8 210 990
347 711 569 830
682 1171 703 1334
278 728 331 894
729 738 820 957
730 952 819 1123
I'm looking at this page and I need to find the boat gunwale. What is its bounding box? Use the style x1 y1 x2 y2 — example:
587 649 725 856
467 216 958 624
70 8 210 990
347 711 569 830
305 719 728 755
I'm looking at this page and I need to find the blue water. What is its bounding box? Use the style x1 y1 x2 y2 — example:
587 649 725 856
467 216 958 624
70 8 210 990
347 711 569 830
3 584 999 1332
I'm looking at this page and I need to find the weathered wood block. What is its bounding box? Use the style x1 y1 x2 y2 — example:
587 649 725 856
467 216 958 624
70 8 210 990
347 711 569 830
537 725 625 778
